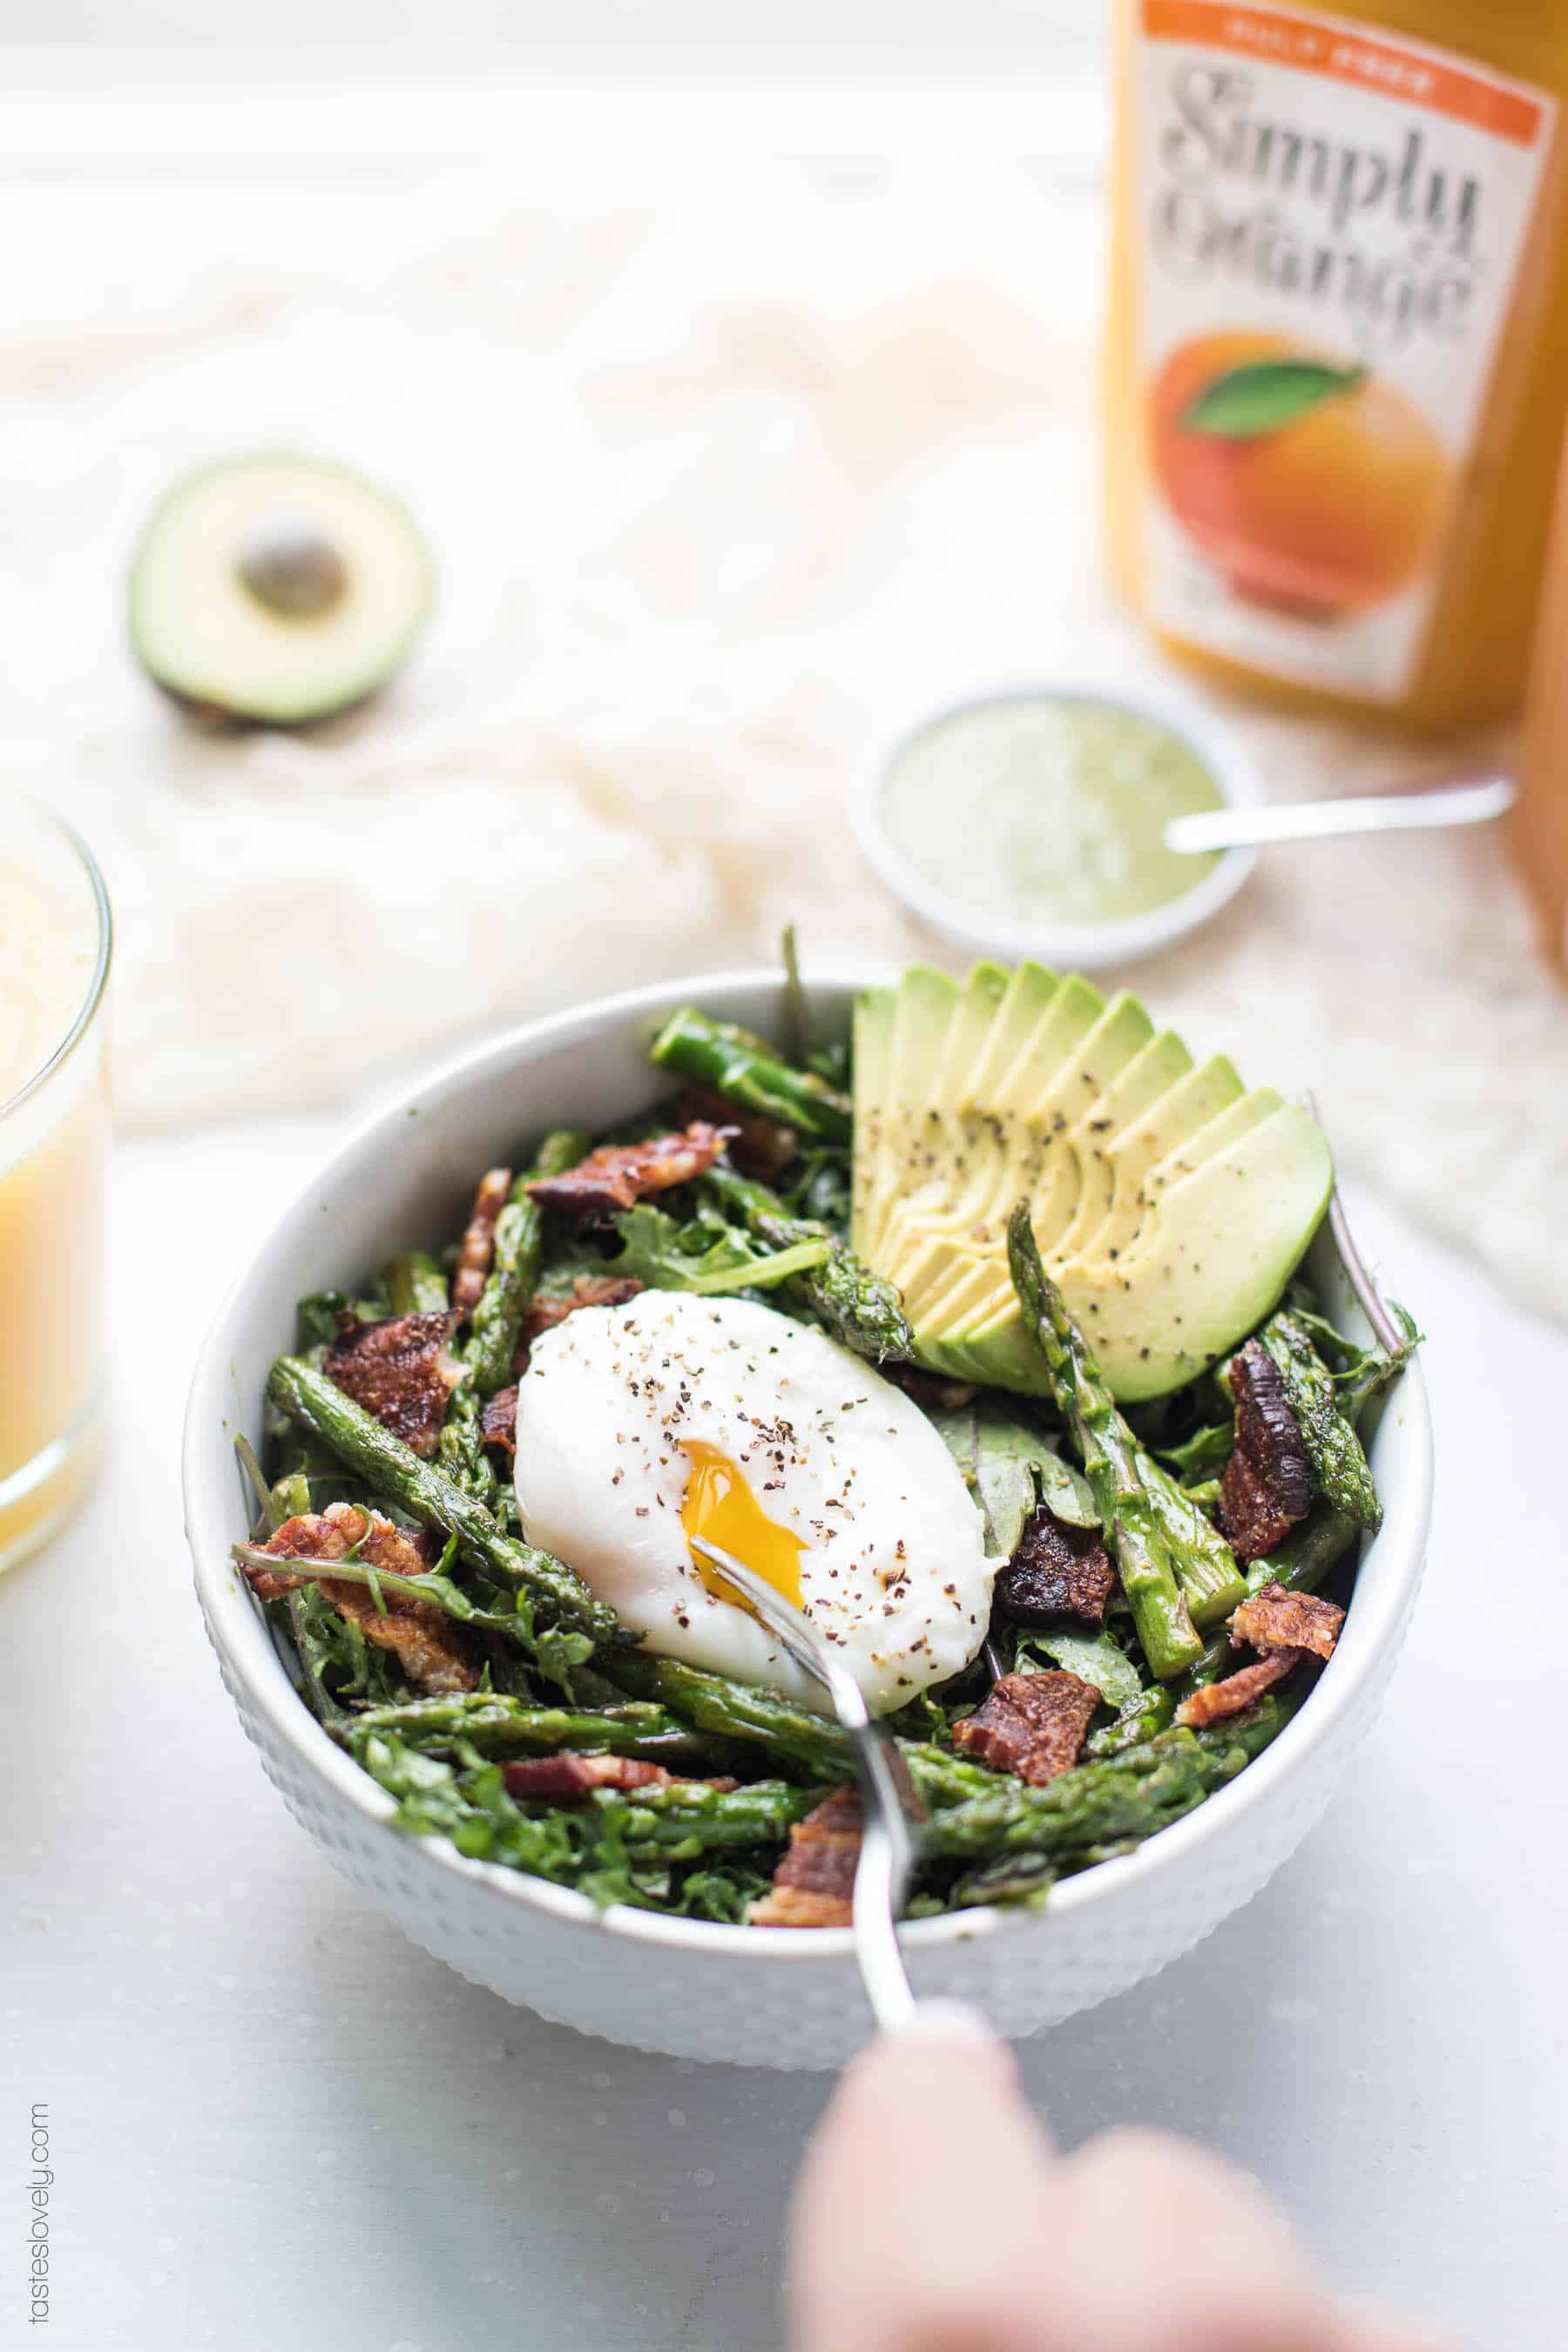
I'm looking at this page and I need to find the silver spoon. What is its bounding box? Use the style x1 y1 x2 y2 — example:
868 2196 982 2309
1164 775 1514 856
688 1531 923 2032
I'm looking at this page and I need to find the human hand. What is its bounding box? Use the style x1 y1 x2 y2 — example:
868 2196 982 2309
788 2004 1444 2352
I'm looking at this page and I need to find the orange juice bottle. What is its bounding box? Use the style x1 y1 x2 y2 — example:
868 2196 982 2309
1517 431 1568 973
0 798 111 1571
1105 1 1568 731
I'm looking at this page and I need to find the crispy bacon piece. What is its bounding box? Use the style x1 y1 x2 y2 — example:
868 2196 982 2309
516 1274 645 1374
951 1671 1100 1788
524 1122 733 1220
1174 1648 1301 1729
242 1504 475 1693
1218 1340 1312 1563
750 1786 862 1929
241 1502 429 1603
480 1384 519 1457
504 1754 672 1801
676 1085 797 1183
452 1166 512 1314
997 1505 1116 1631
1232 1580 1345 1662
324 1309 463 1458
502 1754 740 1801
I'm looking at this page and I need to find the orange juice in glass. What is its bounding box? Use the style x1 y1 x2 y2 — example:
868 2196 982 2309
0 796 111 1571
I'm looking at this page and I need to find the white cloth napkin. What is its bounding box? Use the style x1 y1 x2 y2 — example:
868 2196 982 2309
7 157 1565 1320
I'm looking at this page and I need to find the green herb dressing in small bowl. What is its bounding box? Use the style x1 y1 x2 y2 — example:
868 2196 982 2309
858 686 1258 970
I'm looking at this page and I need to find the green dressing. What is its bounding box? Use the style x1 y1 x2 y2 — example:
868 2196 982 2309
881 693 1224 927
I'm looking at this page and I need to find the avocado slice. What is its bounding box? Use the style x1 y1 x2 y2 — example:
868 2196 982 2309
1066 1055 1247 1271
855 965 963 1264
855 963 1333 1402
1060 1103 1335 1394
871 962 1015 1273
959 958 1064 1110
1051 1026 1195 1261
893 988 1157 1334
880 969 1093 1298
130 456 433 726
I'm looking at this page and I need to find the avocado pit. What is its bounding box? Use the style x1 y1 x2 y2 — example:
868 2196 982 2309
237 519 350 620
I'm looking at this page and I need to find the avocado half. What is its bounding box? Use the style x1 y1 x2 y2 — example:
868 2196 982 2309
852 962 1333 1402
129 456 433 726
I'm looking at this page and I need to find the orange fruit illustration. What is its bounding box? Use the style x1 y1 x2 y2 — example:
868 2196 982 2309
1149 331 1450 614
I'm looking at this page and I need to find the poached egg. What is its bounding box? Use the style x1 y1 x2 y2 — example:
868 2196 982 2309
513 1288 997 1713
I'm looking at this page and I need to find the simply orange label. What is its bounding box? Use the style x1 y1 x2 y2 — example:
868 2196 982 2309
1129 0 1558 698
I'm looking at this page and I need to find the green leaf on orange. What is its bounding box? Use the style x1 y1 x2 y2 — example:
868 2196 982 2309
1179 359 1366 440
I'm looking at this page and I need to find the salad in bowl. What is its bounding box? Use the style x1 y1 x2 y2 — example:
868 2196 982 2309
220 956 1420 1945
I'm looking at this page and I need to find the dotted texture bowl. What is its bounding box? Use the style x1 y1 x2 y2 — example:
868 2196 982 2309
185 969 1432 2070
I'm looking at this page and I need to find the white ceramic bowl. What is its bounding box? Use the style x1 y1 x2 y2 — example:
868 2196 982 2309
185 968 1432 2070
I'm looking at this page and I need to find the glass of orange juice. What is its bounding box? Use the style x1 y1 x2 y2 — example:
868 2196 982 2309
0 794 112 1571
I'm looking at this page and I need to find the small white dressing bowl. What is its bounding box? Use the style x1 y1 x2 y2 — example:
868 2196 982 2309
854 682 1260 971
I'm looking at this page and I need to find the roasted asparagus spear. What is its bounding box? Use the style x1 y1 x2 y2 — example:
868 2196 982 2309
1007 1206 1201 1680
651 1007 853 1142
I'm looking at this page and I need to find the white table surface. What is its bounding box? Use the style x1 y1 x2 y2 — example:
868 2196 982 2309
3 1118 1564 2352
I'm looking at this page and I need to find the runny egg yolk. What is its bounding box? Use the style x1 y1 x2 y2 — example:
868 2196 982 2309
679 1441 804 1613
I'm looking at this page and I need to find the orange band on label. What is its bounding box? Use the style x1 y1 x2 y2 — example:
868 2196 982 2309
1141 1 1546 145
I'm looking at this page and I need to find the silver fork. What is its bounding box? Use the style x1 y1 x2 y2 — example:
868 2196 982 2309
687 1532 923 2033
1303 1089 1408 1357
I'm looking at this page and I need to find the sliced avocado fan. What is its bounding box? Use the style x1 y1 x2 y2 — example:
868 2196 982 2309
852 962 1333 1402
130 456 433 726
